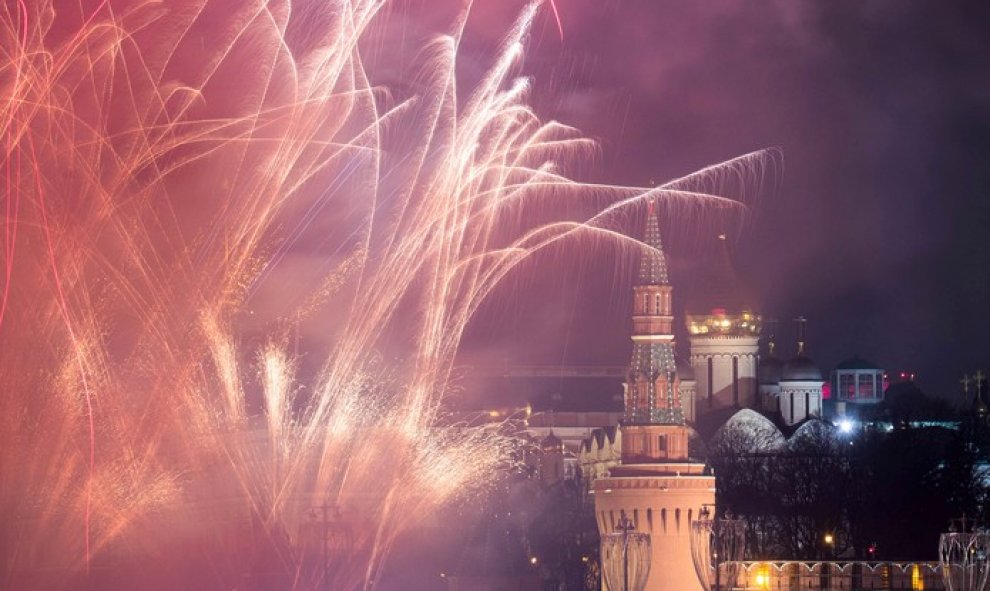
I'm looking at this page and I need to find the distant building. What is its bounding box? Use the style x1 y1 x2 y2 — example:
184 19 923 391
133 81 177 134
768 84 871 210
826 356 886 419
758 319 825 426
577 426 620 484
537 431 567 485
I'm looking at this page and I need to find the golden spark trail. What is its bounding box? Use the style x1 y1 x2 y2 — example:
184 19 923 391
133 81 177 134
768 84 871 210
0 0 777 589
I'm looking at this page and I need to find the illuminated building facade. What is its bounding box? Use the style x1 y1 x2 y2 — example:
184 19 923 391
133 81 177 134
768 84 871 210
593 203 714 591
830 357 885 405
687 308 761 421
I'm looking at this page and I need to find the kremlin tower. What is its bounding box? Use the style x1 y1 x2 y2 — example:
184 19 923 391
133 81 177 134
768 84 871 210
593 202 714 591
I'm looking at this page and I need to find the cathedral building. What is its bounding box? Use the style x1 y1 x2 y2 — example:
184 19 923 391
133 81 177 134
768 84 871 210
682 235 761 434
758 318 826 426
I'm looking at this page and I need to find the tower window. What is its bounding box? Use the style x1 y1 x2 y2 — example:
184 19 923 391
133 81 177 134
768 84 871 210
658 434 667 454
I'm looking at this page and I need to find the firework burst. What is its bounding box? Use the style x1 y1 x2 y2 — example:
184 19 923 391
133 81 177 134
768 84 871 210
0 0 776 589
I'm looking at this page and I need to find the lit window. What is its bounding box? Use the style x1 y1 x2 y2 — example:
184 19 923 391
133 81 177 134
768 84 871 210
911 564 924 591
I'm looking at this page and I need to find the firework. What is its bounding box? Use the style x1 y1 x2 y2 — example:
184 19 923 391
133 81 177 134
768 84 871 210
0 0 775 589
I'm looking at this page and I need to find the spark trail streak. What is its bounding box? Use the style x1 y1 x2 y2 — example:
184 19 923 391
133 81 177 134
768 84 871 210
0 0 776 589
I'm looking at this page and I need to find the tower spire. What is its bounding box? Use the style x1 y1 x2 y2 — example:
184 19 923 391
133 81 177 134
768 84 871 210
625 200 683 426
638 199 669 285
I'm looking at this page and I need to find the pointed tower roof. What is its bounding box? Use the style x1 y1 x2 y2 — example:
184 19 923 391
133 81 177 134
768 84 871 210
625 199 683 426
638 200 669 285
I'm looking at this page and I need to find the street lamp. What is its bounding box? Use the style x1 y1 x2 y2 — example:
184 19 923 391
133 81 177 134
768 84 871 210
303 501 350 589
940 517 990 591
822 532 836 589
601 510 651 591
691 507 746 591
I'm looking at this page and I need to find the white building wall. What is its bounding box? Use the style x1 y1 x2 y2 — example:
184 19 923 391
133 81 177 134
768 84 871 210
778 381 823 425
690 335 760 413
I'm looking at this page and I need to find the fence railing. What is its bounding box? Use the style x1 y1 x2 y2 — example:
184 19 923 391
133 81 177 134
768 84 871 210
726 561 942 591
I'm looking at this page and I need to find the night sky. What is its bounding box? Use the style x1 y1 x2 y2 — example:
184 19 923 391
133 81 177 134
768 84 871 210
409 0 990 403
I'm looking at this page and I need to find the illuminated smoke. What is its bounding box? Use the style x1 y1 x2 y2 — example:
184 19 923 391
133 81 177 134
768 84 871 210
0 0 776 588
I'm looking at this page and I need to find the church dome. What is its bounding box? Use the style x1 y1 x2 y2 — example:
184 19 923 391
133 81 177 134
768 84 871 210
540 430 563 451
759 355 784 385
782 355 822 381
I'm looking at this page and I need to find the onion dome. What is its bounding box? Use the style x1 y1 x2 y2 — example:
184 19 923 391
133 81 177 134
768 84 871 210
782 355 822 381
759 355 784 385
540 430 563 451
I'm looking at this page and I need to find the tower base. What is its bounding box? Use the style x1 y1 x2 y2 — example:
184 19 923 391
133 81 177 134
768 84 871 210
594 465 715 591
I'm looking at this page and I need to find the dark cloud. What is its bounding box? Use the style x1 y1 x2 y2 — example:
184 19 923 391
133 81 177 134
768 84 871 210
440 0 990 398
242 0 989 400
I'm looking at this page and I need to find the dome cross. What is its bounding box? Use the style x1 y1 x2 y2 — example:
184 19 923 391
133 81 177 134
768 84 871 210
961 374 972 394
